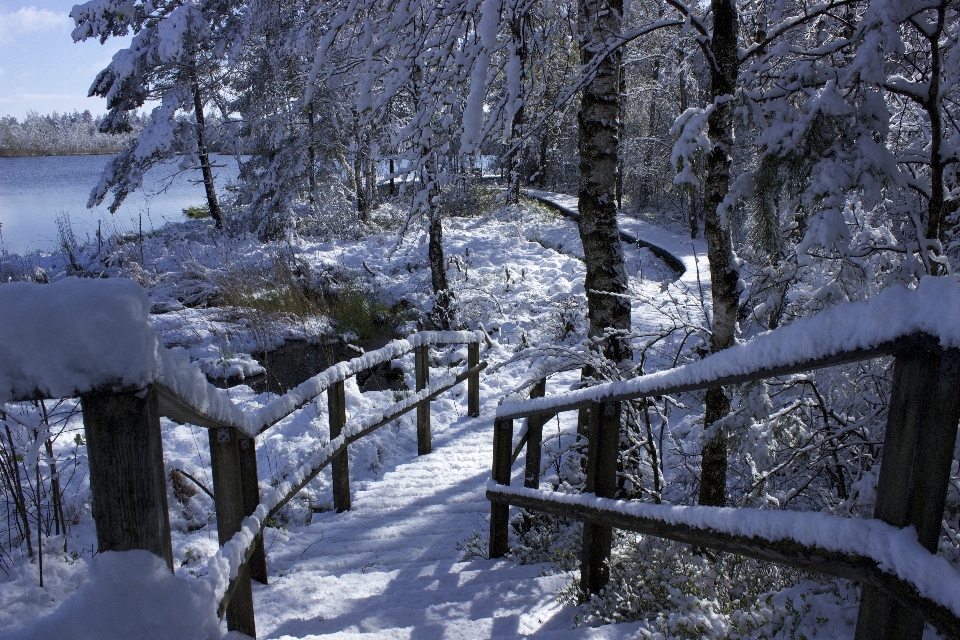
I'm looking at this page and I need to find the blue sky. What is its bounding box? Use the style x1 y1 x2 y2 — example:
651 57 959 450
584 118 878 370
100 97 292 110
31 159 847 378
0 1 130 119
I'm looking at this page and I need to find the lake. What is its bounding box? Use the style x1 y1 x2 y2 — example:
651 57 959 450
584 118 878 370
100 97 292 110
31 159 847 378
0 154 242 255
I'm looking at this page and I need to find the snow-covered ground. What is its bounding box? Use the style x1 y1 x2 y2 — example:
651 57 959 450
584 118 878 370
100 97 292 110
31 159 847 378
0 196 949 639
0 200 666 639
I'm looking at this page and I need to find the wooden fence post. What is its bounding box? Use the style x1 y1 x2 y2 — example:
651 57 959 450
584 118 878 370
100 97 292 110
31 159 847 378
468 342 481 418
580 400 619 598
855 345 960 640
524 379 546 489
416 344 431 455
490 417 514 558
82 385 174 570
329 380 350 512
209 427 256 637
238 435 267 584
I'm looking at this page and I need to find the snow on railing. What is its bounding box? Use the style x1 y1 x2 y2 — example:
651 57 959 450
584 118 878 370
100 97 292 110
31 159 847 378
158 328 487 436
0 276 487 436
487 483 960 629
0 277 160 404
0 276 489 637
490 276 960 640
205 371 462 609
498 276 960 420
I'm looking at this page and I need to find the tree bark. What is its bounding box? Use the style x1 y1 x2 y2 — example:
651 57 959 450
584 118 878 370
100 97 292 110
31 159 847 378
577 0 631 366
506 7 529 204
307 103 317 207
923 1 947 274
698 0 741 507
426 152 452 330
192 80 224 229
365 138 377 212
353 110 368 221
428 211 452 329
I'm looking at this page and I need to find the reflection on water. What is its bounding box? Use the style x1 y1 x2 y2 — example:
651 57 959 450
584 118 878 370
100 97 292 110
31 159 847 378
0 154 241 255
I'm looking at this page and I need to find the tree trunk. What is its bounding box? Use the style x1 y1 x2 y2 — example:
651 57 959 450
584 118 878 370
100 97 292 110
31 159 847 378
365 139 377 212
353 110 368 221
698 0 741 507
425 152 452 329
538 130 549 189
923 0 947 275
428 214 452 329
192 80 224 229
577 0 631 366
617 63 627 210
506 8 528 205
307 103 317 207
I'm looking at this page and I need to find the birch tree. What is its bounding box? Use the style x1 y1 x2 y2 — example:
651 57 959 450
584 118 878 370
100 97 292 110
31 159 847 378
577 0 632 365
665 0 876 506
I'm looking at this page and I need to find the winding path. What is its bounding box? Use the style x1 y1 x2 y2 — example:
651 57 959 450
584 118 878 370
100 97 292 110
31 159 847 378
250 195 697 639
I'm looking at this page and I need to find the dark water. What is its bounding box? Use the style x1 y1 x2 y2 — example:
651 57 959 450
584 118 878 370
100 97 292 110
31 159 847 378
0 154 241 255
239 331 405 395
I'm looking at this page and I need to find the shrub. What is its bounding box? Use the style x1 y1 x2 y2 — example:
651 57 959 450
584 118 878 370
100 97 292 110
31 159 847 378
183 205 211 219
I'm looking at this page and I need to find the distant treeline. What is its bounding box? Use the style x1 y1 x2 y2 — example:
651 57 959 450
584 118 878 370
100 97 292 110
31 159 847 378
0 110 148 157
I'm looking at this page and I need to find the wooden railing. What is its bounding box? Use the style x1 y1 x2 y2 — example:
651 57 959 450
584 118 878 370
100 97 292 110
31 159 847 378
489 315 960 640
10 330 487 639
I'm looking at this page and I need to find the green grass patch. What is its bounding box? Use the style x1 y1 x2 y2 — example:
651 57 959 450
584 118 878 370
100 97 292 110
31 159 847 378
327 283 391 341
184 204 211 219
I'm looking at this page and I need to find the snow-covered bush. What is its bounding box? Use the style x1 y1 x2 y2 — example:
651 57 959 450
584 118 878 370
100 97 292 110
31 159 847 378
570 533 858 639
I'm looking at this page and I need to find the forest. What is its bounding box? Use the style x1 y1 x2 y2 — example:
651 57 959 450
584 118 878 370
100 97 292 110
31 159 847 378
0 0 959 638
0 111 147 156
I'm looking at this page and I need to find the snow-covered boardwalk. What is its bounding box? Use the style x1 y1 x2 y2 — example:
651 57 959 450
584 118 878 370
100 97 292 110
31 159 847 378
10 194 960 640
236 197 705 638
250 391 645 639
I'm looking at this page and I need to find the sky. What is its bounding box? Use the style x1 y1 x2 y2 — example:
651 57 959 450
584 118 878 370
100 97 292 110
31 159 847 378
0 1 131 119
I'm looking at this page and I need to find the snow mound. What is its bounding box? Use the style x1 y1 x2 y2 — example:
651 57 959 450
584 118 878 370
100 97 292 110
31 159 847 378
198 354 265 381
1 550 221 640
0 277 160 404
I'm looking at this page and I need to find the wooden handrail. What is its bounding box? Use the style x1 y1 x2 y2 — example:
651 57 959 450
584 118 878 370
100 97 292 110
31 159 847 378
487 486 960 640
214 360 487 619
5 328 489 638
489 332 960 640
264 363 487 521
150 330 489 437
496 338 909 421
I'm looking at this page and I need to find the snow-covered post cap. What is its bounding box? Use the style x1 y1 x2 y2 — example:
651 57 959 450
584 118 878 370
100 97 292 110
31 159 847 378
0 277 160 404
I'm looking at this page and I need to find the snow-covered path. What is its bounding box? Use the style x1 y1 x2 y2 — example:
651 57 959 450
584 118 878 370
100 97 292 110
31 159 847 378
245 193 699 639
235 198 695 639
524 189 707 290
250 388 644 639
0 192 704 640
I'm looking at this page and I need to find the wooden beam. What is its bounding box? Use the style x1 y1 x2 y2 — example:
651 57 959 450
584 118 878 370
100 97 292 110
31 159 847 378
490 418 513 558
81 385 174 570
497 339 907 421
208 427 256 637
468 343 481 417
155 383 237 431
524 379 547 489
486 487 960 640
580 401 619 597
238 435 267 585
329 380 350 513
856 345 960 640
416 345 431 455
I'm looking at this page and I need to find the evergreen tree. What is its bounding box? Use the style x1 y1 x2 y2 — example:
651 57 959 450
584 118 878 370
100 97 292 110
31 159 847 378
71 0 244 227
